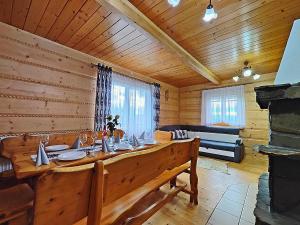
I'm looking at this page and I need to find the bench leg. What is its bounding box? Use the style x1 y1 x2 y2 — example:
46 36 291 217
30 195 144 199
190 160 198 204
190 170 198 205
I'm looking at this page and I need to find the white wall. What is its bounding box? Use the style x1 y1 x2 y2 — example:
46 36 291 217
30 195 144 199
275 19 300 85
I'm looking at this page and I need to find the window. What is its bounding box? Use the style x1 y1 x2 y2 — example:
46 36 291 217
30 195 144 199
111 73 154 137
201 85 245 127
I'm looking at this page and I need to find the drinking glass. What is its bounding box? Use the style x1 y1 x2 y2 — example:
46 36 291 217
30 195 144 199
79 133 87 147
40 134 49 147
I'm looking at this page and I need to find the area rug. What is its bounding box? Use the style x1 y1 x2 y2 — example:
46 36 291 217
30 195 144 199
197 157 230 174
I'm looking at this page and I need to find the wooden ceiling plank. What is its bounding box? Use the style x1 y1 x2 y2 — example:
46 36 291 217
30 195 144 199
35 0 69 37
102 35 151 61
10 0 31 29
57 0 100 44
142 0 196 28
100 34 152 59
93 28 141 57
98 0 220 84
23 0 50 33
74 13 120 51
82 19 129 53
0 0 14 24
203 48 284 69
143 0 171 22
46 0 87 41
115 44 163 65
192 27 291 58
183 0 299 48
87 19 133 54
197 37 288 63
165 0 262 42
137 0 162 12
65 6 111 48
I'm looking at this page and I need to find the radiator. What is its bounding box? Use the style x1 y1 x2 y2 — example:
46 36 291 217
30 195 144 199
0 157 13 173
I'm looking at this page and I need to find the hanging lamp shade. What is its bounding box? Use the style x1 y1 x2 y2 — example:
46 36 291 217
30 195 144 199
203 1 218 22
168 0 180 7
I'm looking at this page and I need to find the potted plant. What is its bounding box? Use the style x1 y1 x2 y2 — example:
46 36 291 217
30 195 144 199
106 115 120 138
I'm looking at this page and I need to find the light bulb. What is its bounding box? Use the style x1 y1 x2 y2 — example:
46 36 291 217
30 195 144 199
253 74 261 80
168 0 180 7
233 76 239 82
243 68 252 77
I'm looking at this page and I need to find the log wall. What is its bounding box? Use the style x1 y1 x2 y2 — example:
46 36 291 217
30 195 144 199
0 22 179 135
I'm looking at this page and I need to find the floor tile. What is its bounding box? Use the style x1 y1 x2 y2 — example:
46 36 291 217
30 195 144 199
241 205 256 224
244 193 257 208
223 189 246 204
239 218 254 225
228 184 249 195
208 208 239 225
217 197 243 217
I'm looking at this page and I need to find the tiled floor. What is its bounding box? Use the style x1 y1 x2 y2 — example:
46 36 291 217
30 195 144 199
207 183 258 225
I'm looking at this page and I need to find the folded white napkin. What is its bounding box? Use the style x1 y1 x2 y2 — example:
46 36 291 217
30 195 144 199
71 137 80 149
102 139 112 152
139 131 145 140
132 135 141 147
36 142 49 167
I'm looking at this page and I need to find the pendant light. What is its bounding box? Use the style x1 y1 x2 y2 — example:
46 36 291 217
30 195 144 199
232 61 261 82
203 0 218 22
168 0 180 7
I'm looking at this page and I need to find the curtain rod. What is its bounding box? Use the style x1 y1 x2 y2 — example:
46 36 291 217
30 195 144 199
90 63 159 86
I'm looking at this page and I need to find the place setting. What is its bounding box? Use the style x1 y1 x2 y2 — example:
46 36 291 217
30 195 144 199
31 133 103 166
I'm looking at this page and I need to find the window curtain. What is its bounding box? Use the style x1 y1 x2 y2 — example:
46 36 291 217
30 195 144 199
94 64 112 131
201 85 245 127
110 72 155 137
152 83 160 130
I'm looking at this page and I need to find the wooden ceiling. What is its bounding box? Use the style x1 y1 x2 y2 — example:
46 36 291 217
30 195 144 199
0 0 299 87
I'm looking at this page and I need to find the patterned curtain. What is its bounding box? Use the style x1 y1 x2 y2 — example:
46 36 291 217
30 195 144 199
94 64 112 131
152 83 161 130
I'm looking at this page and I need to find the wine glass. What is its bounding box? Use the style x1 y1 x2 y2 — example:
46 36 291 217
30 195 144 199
40 134 49 147
79 133 87 147
91 131 98 147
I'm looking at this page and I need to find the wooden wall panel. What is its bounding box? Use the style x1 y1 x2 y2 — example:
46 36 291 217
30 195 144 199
179 73 275 158
0 22 179 135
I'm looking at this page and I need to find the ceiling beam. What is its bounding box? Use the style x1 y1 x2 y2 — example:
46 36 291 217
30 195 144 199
97 0 220 84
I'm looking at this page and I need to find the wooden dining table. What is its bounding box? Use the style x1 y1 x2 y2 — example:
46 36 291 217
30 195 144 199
10 144 163 179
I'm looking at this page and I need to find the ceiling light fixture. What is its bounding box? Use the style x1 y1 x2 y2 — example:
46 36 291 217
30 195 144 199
168 0 180 7
242 61 252 77
232 61 261 82
233 76 239 82
253 74 261 80
203 0 218 22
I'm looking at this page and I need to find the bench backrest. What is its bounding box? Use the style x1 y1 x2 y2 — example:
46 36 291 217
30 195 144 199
33 162 104 225
0 131 102 158
102 139 199 205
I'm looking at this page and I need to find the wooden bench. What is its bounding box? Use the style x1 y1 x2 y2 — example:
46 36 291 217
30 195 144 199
0 183 34 225
99 138 199 225
0 131 105 159
33 138 199 225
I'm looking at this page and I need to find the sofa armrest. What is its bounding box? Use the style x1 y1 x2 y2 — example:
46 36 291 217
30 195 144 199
236 138 243 145
154 130 172 142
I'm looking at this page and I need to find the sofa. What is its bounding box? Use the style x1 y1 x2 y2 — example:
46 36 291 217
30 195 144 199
159 125 244 163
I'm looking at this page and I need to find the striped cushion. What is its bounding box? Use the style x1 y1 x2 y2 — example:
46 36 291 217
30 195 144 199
172 130 188 140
